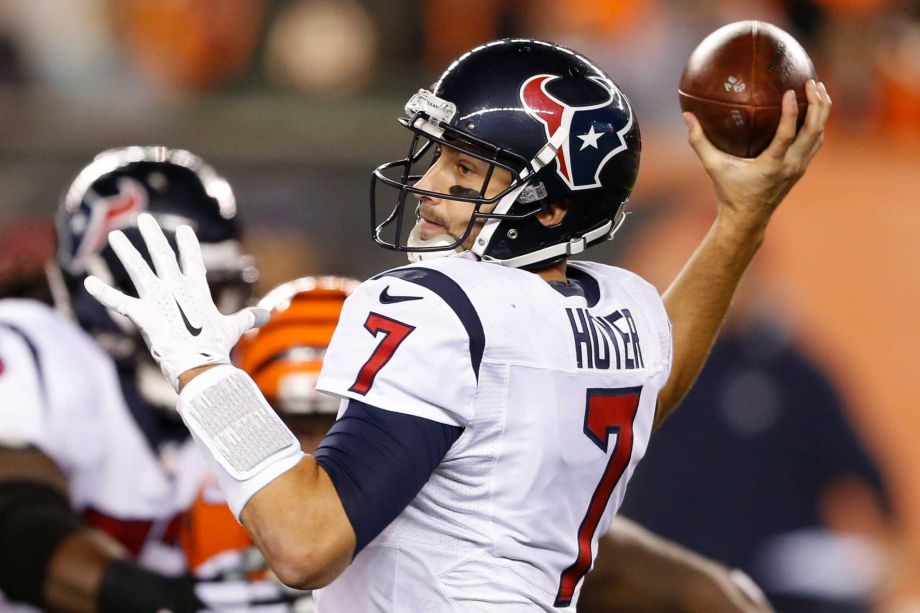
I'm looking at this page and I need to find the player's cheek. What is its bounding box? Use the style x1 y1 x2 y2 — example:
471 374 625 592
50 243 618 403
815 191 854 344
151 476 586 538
460 216 485 249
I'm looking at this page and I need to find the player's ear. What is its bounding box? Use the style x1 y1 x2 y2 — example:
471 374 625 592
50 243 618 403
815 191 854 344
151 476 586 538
536 200 569 228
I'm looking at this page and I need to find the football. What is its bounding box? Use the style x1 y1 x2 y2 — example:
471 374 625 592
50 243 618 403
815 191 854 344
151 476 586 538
679 21 816 157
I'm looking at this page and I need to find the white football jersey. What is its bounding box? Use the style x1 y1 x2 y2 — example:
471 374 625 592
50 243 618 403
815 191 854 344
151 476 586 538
315 257 672 612
0 299 207 576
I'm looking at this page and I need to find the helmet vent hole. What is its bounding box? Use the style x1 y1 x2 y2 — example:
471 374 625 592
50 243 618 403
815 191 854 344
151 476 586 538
507 229 518 239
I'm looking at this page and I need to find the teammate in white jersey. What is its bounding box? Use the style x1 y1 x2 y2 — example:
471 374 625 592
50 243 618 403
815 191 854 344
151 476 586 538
0 147 300 611
86 39 831 611
183 276 769 612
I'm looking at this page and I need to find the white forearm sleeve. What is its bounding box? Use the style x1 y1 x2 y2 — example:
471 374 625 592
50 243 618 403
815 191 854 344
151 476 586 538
177 365 305 519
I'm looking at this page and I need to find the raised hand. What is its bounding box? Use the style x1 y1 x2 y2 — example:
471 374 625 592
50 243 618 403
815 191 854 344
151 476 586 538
84 213 268 390
684 79 832 232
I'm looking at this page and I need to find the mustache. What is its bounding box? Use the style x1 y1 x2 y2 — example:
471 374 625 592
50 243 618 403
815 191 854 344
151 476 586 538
414 184 486 227
416 204 446 226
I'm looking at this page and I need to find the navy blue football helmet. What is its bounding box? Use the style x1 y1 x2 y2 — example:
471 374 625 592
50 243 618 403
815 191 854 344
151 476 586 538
50 146 257 409
371 39 641 269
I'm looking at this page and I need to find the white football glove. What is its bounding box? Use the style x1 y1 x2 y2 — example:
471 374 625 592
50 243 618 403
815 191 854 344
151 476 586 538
84 213 268 390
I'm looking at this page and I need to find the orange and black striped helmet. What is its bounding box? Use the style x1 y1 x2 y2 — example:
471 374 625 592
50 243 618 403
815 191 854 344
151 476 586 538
234 276 360 415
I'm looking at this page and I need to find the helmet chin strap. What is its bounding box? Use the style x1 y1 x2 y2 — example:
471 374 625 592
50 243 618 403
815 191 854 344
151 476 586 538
472 121 570 263
470 183 529 260
480 206 628 269
405 223 463 262
405 118 569 265
405 182 528 264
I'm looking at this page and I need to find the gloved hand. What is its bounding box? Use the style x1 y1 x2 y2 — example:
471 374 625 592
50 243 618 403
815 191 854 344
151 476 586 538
84 213 268 390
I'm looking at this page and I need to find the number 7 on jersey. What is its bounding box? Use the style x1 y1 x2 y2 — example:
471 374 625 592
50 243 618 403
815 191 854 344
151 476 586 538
555 386 643 607
349 312 416 395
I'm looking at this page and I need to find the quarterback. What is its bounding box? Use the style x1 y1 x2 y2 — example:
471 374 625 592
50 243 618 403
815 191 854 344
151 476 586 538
184 276 770 612
86 39 830 611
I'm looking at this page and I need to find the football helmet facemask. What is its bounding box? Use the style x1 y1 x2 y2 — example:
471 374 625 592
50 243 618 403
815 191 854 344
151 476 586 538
370 38 641 269
49 146 258 412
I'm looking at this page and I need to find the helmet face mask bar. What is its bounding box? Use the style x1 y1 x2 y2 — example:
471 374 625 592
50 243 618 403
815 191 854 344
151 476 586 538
371 103 546 257
368 39 641 269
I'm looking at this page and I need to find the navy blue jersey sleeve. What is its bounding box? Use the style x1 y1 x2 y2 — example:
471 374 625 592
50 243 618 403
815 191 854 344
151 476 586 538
314 399 463 554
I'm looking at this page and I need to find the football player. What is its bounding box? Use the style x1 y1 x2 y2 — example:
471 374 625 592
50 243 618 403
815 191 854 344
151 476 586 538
183 275 771 612
87 39 831 611
0 147 299 611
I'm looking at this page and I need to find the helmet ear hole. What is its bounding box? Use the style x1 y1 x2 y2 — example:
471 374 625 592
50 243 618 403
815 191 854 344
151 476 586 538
536 201 569 228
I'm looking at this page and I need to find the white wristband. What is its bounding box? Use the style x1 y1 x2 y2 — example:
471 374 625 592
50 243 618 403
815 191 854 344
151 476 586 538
178 365 305 519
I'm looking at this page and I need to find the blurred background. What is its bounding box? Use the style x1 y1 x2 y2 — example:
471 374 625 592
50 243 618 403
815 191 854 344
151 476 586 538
0 0 916 610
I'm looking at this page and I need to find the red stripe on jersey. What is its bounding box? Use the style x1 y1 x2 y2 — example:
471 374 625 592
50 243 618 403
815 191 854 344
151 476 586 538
83 507 153 557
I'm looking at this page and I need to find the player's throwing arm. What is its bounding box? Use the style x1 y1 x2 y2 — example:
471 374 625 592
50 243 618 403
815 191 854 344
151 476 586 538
656 61 831 426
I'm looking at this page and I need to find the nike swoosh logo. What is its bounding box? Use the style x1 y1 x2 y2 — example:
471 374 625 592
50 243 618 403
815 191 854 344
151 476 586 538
379 286 423 304
175 299 202 336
